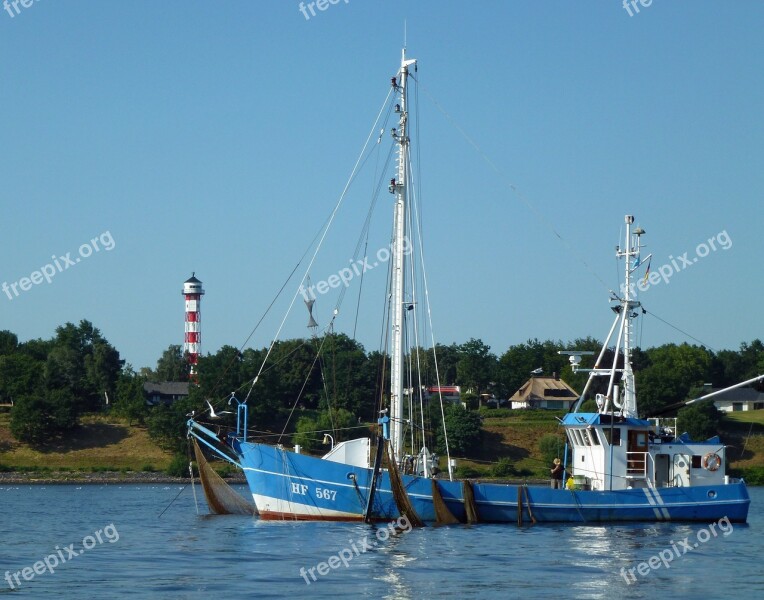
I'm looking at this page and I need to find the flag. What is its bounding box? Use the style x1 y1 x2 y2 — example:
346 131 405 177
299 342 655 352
643 257 652 284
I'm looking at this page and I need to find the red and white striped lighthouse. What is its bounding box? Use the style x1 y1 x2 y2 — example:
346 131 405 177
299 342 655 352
183 273 204 379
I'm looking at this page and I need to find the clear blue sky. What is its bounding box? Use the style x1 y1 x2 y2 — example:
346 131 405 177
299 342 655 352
1 1 762 371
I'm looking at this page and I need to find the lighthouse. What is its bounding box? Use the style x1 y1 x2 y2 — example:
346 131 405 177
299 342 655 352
183 273 204 380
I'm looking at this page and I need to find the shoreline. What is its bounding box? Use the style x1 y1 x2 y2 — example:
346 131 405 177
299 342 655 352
0 471 247 485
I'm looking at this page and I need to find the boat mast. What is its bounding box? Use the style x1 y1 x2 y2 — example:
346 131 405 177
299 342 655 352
615 215 644 418
390 49 416 462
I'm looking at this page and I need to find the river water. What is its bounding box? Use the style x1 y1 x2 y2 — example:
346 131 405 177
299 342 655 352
1 484 762 599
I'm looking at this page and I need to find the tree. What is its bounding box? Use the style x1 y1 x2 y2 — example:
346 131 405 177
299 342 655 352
456 338 497 399
496 339 569 399
637 343 712 417
0 330 18 356
154 345 190 382
113 368 148 425
47 320 123 412
10 389 78 444
291 408 358 453
0 354 43 404
437 403 482 456
677 401 722 441
146 396 195 453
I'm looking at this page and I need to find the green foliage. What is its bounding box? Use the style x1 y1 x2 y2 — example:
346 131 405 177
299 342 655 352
731 466 764 486
292 408 358 453
0 353 43 403
166 453 191 478
0 330 19 356
215 463 235 478
146 397 195 453
677 401 722 441
292 415 321 452
47 321 123 412
456 338 497 396
453 464 488 479
636 343 712 417
438 403 482 456
538 433 566 465
491 457 515 478
579 399 599 412
112 369 148 425
153 345 190 382
461 391 479 410
10 389 79 444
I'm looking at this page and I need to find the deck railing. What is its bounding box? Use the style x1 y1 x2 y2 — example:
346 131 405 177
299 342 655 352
626 451 651 478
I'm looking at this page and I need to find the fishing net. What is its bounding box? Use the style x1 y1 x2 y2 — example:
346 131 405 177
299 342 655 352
461 480 481 524
192 438 257 516
385 442 425 528
431 479 460 525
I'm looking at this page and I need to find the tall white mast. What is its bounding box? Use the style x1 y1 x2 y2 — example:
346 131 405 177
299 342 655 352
615 215 644 418
390 49 416 461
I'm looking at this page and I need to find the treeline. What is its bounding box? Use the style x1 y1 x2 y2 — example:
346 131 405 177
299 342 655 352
1 321 763 453
0 323 122 443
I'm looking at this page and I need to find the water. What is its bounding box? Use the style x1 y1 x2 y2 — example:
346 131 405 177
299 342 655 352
1 484 763 599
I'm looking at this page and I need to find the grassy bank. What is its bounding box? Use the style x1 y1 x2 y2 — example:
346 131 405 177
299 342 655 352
451 407 764 483
0 412 173 473
2 407 764 484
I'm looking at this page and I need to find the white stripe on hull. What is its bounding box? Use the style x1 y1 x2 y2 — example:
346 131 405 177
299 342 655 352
251 493 361 519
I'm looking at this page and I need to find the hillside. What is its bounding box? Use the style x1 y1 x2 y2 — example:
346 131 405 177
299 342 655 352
453 408 764 482
2 407 764 484
0 411 172 473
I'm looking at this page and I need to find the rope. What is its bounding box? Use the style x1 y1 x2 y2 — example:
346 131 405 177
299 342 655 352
189 462 199 515
415 77 611 295
158 484 187 519
243 87 396 405
643 309 716 351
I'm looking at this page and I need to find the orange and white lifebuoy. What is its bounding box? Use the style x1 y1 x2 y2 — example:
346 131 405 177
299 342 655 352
702 452 722 472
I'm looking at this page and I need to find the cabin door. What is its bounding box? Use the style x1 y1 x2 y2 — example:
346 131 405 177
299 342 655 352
672 453 691 487
627 430 648 476
655 454 670 487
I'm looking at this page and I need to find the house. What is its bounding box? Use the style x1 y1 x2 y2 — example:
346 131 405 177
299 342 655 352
710 386 764 413
509 376 578 410
425 386 461 403
144 381 190 406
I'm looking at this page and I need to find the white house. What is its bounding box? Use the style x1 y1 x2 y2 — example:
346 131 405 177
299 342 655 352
509 376 578 410
710 386 764 412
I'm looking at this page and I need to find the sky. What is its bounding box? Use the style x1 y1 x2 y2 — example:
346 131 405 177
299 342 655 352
1 1 762 371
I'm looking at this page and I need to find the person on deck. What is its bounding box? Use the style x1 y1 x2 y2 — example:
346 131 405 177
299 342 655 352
550 458 564 489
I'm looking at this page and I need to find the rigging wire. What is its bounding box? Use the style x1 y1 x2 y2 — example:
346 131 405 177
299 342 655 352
642 308 716 352
413 76 612 295
406 78 453 477
244 87 396 404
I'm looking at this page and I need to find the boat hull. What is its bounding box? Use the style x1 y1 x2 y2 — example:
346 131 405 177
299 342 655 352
233 441 750 523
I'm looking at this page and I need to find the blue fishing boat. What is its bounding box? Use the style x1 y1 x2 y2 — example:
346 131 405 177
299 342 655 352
188 50 754 524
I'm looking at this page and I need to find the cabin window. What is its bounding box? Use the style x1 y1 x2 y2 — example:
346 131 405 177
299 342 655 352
602 427 621 446
590 429 601 445
692 455 702 469
575 430 585 446
582 430 593 446
568 432 578 447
